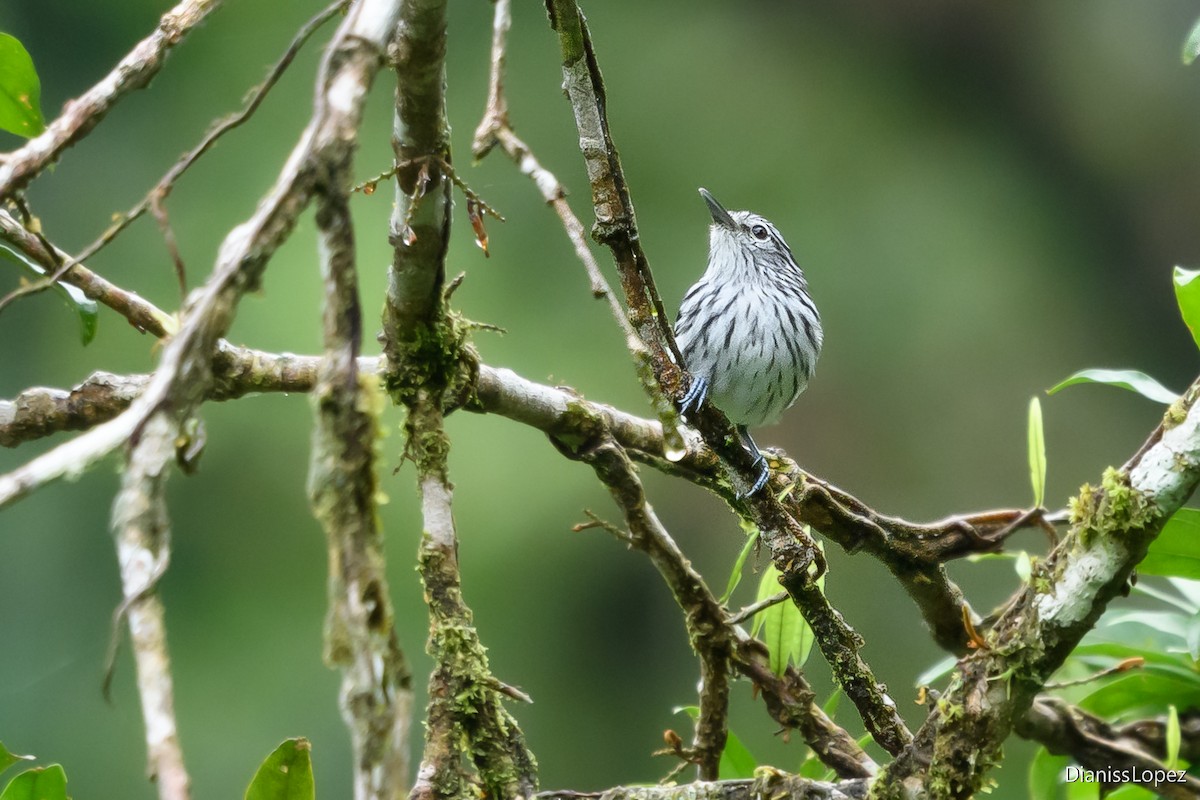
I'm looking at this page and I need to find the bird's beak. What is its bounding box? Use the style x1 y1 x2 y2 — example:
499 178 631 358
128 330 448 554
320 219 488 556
699 188 736 229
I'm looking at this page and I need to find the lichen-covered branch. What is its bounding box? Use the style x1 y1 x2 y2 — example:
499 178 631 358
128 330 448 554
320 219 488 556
383 2 536 798
0 0 222 200
879 378 1200 798
534 772 869 800
305 7 412 794
110 414 190 800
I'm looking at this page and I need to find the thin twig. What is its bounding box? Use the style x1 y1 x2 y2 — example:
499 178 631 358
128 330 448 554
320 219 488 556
727 591 788 626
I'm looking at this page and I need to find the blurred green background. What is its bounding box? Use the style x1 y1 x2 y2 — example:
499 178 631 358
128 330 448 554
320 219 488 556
2 1 1199 797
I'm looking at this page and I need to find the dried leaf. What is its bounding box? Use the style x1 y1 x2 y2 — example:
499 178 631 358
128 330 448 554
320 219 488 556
467 197 489 257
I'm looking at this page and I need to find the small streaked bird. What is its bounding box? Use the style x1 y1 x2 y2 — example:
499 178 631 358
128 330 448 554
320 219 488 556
675 188 823 496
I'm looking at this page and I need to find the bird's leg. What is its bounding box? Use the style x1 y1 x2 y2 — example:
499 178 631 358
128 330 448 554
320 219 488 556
678 374 709 417
736 425 770 497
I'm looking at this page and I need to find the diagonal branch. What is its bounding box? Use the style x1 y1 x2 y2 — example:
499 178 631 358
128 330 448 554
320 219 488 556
0 0 222 200
881 377 1200 798
544 0 910 756
561 435 732 780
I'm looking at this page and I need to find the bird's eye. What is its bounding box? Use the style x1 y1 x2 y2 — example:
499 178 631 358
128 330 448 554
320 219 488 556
751 224 769 240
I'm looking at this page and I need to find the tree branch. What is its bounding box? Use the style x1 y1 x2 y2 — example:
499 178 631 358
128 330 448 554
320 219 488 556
305 7 412 794
110 414 190 800
0 0 222 200
383 2 537 798
883 377 1200 797
1017 697 1200 800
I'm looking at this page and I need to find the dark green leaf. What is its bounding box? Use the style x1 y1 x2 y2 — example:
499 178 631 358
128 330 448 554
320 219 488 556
0 745 32 779
0 33 44 138
0 765 68 800
245 739 314 800
0 242 97 345
1028 397 1046 508
1141 509 1200 579
1047 369 1178 404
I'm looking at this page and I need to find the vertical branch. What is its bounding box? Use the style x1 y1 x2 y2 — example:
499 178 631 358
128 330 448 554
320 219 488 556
383 2 537 798
110 416 190 800
307 13 412 792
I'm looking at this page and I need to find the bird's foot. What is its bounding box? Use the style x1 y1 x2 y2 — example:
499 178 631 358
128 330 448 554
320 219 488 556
737 451 771 499
678 375 708 417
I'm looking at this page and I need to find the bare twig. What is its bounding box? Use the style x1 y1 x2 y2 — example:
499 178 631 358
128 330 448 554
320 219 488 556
727 591 788 626
560 434 732 780
0 1 346 315
0 0 223 199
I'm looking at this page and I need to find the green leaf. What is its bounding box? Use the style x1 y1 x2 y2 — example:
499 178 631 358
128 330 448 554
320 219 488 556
1176 267 1200 351
1166 705 1182 768
673 707 757 779
0 33 44 138
718 729 757 779
1027 396 1046 508
245 739 314 800
1186 17 1200 64
0 242 98 345
1140 508 1200 580
1047 368 1178 404
1028 748 1068 800
0 765 68 800
750 560 817 675
0 746 33 779
1078 672 1200 719
721 528 758 603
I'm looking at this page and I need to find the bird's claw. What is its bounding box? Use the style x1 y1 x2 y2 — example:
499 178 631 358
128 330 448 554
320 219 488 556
737 452 771 499
678 375 708 417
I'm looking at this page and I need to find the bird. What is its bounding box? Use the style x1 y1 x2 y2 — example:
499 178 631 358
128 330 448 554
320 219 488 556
674 188 823 496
